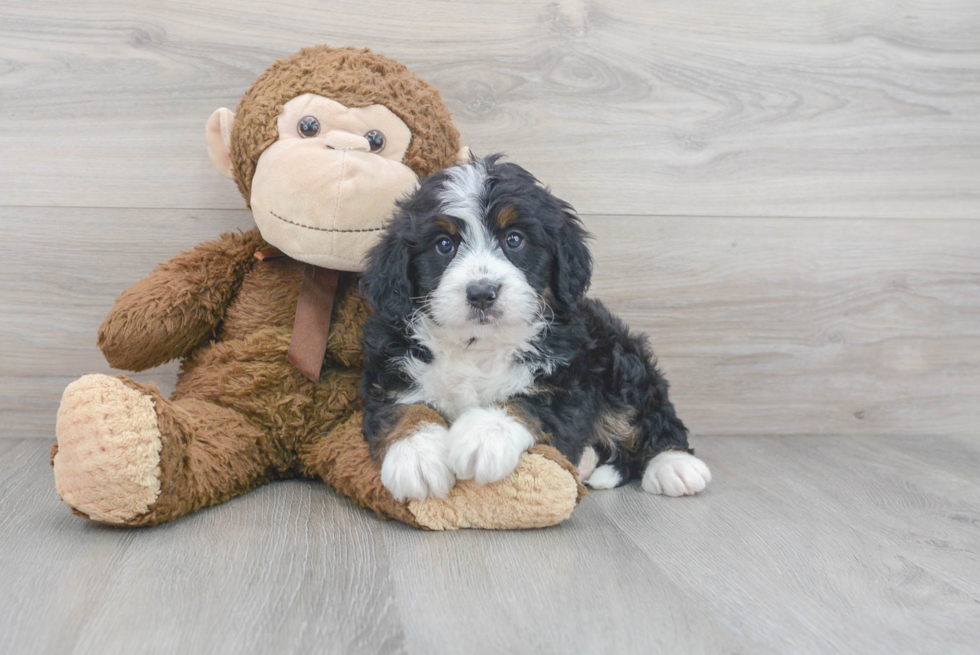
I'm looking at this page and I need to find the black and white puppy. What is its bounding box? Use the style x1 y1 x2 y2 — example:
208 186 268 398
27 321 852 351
360 155 710 502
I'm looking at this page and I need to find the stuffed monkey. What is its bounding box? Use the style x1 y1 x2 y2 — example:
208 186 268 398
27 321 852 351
51 46 584 530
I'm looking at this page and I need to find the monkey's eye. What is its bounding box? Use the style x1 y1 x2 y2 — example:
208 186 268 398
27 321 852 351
435 236 455 256
298 116 320 138
504 231 525 250
364 130 385 152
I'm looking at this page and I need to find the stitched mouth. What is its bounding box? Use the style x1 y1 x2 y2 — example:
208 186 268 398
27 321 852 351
268 210 385 233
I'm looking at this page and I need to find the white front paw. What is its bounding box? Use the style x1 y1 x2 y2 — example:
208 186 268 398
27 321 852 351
380 423 455 502
448 407 535 485
642 451 711 496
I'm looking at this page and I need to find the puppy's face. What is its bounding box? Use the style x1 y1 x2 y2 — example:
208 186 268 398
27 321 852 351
363 156 593 339
417 165 551 335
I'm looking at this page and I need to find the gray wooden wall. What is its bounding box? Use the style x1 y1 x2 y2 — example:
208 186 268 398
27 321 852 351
2 0 978 440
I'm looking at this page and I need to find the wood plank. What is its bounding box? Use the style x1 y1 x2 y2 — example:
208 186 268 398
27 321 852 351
3 207 978 439
67 484 408 655
5 437 980 654
857 432 980 487
586 215 980 438
0 207 252 437
0 439 408 655
0 0 978 217
755 436 980 600
595 436 980 654
381 508 748 655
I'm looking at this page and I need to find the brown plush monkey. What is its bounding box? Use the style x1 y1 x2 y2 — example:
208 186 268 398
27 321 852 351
51 46 584 529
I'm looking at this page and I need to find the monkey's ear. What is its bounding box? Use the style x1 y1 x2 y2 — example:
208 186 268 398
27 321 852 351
206 108 236 180
456 145 472 162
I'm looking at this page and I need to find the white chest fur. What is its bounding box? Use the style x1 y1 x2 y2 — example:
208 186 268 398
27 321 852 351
396 319 545 422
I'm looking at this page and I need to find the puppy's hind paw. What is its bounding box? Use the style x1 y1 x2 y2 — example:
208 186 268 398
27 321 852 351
585 464 623 490
642 451 711 496
381 423 455 502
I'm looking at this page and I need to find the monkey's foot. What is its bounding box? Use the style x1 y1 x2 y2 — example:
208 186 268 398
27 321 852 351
407 445 586 530
53 374 163 524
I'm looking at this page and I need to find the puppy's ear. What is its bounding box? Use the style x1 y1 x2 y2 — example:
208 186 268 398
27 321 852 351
360 222 415 322
552 205 593 309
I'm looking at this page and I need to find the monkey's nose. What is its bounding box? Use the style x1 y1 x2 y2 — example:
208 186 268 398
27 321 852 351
466 283 500 311
321 130 370 152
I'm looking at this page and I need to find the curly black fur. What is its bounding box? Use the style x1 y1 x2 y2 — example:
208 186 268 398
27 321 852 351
360 155 694 484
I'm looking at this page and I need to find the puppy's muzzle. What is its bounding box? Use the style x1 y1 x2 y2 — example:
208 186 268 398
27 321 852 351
466 282 499 311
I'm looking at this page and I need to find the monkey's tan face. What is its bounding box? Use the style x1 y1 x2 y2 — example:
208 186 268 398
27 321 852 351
249 94 419 271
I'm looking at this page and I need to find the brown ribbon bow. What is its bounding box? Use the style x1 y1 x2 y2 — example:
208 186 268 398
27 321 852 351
255 247 340 383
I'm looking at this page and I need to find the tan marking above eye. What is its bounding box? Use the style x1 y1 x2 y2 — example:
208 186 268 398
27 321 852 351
434 217 458 235
496 206 519 229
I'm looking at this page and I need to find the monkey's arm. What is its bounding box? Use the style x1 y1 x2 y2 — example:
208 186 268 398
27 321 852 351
98 228 265 371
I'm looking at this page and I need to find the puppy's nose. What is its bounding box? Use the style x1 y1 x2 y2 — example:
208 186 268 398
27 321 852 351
466 283 499 310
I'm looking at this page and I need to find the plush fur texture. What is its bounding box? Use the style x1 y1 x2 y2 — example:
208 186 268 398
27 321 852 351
54 230 582 527
408 445 586 530
54 375 163 523
59 236 397 526
231 46 461 203
52 48 583 529
361 156 711 498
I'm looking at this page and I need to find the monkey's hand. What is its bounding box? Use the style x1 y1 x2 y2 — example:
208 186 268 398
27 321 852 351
98 228 264 371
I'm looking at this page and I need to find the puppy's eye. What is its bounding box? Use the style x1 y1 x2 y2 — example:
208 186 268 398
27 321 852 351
298 116 320 138
364 130 385 152
504 231 525 250
435 236 455 255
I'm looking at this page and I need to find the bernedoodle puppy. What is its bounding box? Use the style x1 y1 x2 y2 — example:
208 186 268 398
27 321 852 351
360 155 711 502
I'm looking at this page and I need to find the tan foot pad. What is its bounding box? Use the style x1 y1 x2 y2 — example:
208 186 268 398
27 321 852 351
53 374 163 524
408 448 582 530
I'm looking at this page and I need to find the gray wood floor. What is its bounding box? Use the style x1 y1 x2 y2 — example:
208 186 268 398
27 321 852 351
2 435 979 655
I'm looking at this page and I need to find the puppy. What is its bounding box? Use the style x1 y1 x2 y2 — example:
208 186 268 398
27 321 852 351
359 155 711 502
